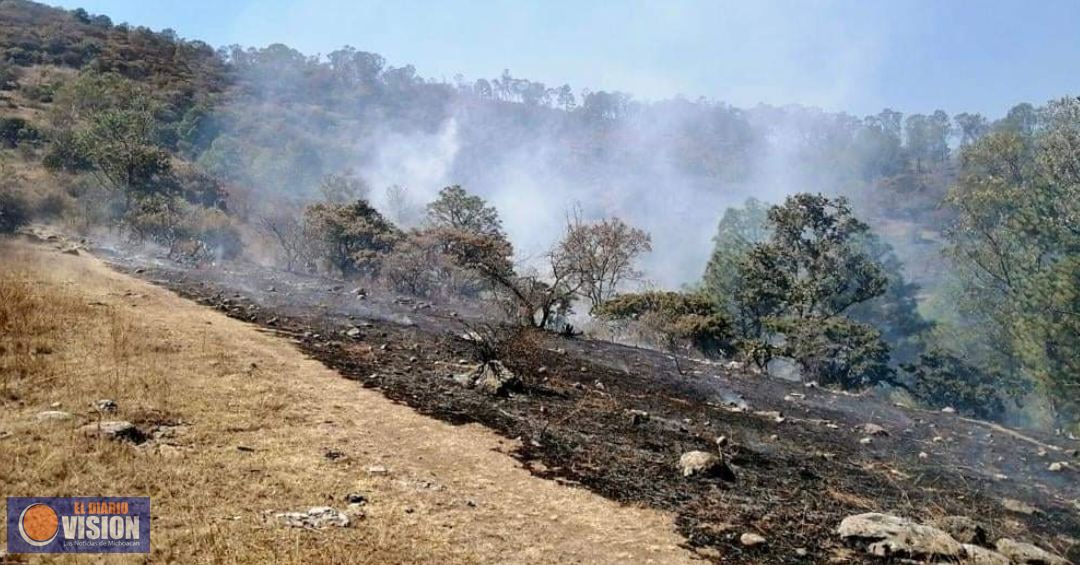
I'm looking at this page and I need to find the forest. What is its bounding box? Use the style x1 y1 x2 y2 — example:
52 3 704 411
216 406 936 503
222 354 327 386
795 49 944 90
1 0 1077 433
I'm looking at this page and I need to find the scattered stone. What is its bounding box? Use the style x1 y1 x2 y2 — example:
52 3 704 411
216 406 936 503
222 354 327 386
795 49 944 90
94 399 118 413
994 538 1068 565
837 513 965 560
627 409 650 425
941 406 956 414
36 410 72 422
1002 498 1038 515
918 452 929 460
859 437 873 445
932 436 945 443
345 327 363 339
678 451 735 481
366 465 389 476
49 401 62 408
79 421 144 443
932 515 987 545
276 507 350 529
715 435 728 448
861 423 888 436
1048 461 1068 472
739 533 766 547
794 548 808 557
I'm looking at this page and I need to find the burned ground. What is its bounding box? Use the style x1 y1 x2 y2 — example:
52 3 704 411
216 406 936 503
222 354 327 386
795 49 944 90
101 248 1080 564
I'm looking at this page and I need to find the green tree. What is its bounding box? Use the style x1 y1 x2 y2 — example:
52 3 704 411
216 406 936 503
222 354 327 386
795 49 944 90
701 197 771 336
945 97 1080 426
303 199 399 277
735 193 892 388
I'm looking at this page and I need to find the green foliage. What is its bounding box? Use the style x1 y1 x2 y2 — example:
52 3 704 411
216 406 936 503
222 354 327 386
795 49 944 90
902 350 1028 421
303 199 399 277
426 185 504 238
0 117 40 148
595 291 734 361
945 97 1080 425
732 194 893 389
701 197 770 335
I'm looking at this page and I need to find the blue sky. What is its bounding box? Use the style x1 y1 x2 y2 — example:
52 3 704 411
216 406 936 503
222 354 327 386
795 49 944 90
46 0 1080 118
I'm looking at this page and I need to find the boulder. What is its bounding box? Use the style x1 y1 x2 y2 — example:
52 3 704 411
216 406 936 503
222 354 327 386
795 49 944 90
994 538 1068 565
932 515 987 545
275 507 350 529
837 513 965 560
678 451 735 481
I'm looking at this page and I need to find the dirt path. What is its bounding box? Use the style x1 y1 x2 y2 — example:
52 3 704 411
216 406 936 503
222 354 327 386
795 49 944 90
0 239 698 564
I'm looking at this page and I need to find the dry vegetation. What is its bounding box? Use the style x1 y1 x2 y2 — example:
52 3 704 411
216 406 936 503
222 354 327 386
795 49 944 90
0 238 693 564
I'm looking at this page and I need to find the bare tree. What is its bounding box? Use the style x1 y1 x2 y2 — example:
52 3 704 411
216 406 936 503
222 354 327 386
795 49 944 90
257 212 306 272
558 211 651 309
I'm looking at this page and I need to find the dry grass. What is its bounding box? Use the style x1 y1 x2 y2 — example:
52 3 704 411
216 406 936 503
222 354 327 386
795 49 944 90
0 239 694 564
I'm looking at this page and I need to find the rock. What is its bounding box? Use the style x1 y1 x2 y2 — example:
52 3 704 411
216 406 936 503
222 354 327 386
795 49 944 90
932 515 987 545
79 421 144 443
739 533 766 547
859 437 874 445
276 507 350 529
861 423 888 436
345 327 363 339
962 544 1011 565
95 399 118 413
366 465 389 476
344 493 367 505
837 513 965 560
36 410 72 422
941 406 956 413
794 548 808 557
1002 498 1038 515
755 410 786 423
1048 461 1067 472
62 247 79 256
472 361 521 396
994 538 1068 565
627 409 650 425
918 451 929 460
715 435 728 448
678 451 735 481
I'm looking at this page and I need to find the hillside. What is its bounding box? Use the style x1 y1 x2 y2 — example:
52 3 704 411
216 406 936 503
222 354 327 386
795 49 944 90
1 1 1079 562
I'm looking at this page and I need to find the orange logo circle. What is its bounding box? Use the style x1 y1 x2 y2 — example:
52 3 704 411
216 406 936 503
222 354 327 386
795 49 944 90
20 503 59 545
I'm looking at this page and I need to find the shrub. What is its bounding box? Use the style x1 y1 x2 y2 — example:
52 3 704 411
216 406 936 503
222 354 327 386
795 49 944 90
0 188 30 233
902 350 1028 421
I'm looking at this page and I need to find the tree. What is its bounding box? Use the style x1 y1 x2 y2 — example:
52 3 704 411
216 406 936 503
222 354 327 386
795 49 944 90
258 211 306 272
557 212 651 309
319 170 370 203
946 97 1080 427
735 193 892 388
954 112 990 146
426 185 504 238
701 197 771 336
595 291 733 373
303 199 399 277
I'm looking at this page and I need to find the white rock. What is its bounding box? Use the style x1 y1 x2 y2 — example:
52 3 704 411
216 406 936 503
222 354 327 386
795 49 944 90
739 533 766 547
837 513 965 560
961 544 1010 565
